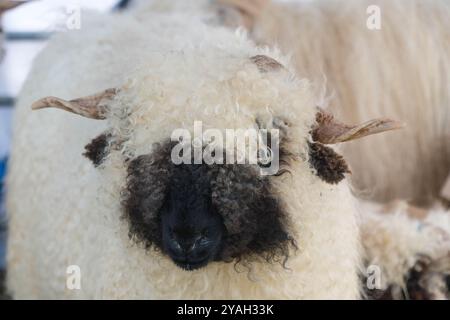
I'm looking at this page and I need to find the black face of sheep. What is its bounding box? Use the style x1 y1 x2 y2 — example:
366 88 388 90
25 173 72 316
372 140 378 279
122 141 295 270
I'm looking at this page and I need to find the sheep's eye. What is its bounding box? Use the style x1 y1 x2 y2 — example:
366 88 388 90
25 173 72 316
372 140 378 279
201 229 210 238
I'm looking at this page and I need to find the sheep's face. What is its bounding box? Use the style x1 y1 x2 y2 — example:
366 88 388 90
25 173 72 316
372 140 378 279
31 54 401 271
122 141 294 270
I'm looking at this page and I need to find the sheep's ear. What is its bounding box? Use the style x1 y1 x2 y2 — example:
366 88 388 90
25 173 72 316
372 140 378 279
84 130 127 166
83 132 112 166
308 109 402 183
216 0 269 30
308 142 350 184
312 108 404 144
31 88 118 120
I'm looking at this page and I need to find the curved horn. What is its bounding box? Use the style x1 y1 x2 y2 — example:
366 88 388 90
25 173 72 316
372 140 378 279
0 0 27 14
312 108 404 144
31 88 118 120
250 55 284 72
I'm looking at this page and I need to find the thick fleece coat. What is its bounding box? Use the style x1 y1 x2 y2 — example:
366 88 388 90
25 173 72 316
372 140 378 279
6 12 361 299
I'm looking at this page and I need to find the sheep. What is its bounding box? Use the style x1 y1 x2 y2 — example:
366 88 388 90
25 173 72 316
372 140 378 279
359 200 450 299
5 11 400 299
217 0 450 206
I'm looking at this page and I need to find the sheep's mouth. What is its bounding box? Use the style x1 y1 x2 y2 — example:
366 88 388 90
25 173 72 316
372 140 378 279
172 257 210 271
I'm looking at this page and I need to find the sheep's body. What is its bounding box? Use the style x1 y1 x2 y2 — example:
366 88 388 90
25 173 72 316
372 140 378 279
360 201 450 299
228 0 450 206
6 12 361 299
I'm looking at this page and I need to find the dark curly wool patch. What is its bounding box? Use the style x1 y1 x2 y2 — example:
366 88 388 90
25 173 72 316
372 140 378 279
362 256 450 300
405 256 450 300
308 142 350 184
122 142 173 251
83 132 112 166
122 141 296 266
209 164 296 265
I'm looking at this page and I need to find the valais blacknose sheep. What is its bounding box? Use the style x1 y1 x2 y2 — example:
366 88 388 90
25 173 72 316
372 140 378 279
360 201 450 299
6 12 399 299
219 0 450 206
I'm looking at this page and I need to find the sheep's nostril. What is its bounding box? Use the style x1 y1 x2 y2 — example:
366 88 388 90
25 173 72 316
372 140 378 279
168 236 213 271
172 239 182 251
181 241 196 254
171 237 197 255
187 236 207 253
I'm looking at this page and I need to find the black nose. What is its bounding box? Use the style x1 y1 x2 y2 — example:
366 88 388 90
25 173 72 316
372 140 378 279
167 232 214 270
160 164 226 270
171 234 202 255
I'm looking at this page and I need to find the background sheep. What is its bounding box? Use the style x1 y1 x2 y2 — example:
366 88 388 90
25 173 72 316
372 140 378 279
360 201 450 299
218 0 450 206
5 11 397 299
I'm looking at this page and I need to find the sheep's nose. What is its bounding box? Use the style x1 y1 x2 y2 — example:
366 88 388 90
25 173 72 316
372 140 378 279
168 233 215 271
172 234 202 255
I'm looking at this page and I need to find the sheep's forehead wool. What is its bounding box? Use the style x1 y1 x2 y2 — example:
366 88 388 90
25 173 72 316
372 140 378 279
105 47 315 158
